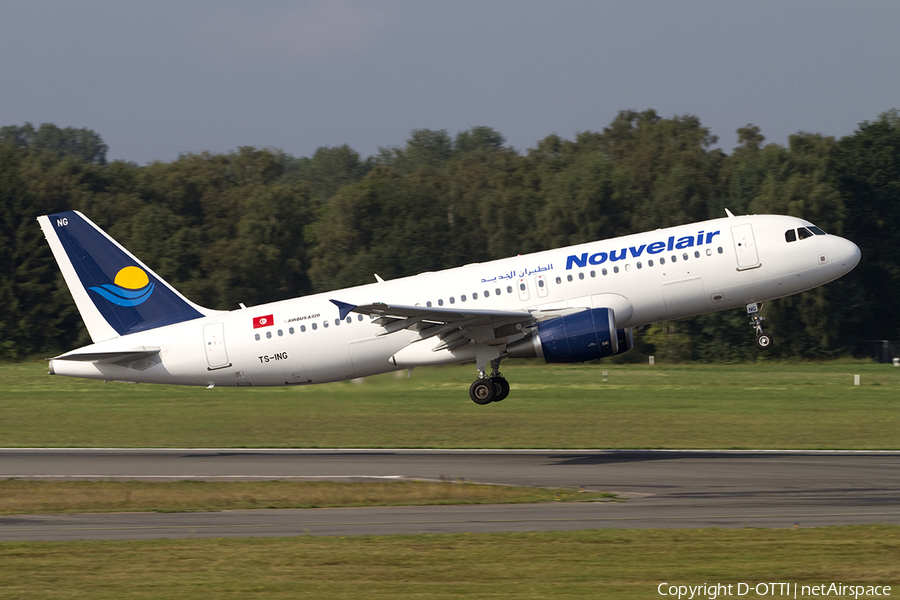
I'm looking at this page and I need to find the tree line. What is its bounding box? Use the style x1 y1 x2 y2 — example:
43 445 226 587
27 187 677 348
1 110 898 362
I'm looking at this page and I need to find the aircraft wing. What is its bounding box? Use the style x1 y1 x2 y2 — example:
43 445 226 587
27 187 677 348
330 300 578 352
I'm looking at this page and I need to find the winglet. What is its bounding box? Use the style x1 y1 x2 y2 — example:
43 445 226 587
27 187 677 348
330 299 357 320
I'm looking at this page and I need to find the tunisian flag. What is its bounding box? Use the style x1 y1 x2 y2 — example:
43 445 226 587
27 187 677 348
253 314 274 328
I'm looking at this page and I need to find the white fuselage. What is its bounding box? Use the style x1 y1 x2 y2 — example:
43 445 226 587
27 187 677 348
49 214 860 386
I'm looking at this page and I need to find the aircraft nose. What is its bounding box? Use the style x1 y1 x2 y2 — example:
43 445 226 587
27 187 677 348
834 236 861 273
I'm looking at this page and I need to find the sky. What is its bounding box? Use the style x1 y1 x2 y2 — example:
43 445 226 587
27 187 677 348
2 1 898 164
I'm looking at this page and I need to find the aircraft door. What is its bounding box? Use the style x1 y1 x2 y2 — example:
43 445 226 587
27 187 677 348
516 277 530 301
731 223 761 270
535 274 549 298
203 322 231 370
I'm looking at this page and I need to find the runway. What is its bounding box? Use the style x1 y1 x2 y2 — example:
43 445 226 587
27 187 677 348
2 449 899 541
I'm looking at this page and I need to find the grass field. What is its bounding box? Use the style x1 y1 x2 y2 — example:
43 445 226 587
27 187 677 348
3 362 898 597
1 526 898 599
0 480 611 515
1 360 897 449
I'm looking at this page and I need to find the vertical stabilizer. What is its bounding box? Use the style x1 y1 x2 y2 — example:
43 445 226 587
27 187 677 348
38 211 213 341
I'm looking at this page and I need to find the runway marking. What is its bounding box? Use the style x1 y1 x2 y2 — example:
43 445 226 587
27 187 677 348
5 511 900 534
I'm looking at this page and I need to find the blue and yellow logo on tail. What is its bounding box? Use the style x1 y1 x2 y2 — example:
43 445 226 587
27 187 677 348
88 266 155 307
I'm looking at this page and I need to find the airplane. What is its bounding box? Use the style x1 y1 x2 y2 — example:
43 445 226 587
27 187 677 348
38 209 860 404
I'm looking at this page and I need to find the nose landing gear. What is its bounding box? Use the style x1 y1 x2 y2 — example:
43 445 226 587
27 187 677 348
469 358 510 404
747 302 772 349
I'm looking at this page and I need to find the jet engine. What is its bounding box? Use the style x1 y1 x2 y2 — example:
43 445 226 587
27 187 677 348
507 307 632 363
614 326 634 356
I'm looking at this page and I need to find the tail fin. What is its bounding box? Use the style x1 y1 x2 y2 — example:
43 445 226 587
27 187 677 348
38 210 213 341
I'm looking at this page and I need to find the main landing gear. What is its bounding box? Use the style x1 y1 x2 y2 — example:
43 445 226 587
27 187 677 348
469 358 510 405
747 302 772 349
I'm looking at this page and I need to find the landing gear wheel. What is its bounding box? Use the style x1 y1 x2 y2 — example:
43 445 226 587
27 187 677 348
469 379 495 405
756 334 772 349
490 377 510 402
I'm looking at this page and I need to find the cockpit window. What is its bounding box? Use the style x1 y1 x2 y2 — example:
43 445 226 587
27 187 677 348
808 226 827 235
785 229 797 243
797 227 814 240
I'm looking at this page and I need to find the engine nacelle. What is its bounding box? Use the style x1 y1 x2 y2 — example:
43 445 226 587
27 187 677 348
507 307 619 363
613 327 634 356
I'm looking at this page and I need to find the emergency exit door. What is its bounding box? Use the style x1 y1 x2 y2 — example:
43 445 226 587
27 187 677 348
731 223 761 270
204 323 231 370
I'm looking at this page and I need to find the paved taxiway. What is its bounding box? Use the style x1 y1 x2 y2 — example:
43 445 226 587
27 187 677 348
2 449 899 541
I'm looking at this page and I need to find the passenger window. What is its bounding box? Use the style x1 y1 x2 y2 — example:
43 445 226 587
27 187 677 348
694 250 700 258
590 270 596 277
683 253 688 261
311 323 317 330
346 317 352 324
507 286 513 294
602 268 608 276
278 329 283 336
334 319 340 326
323 321 329 328
426 301 432 307
461 295 467 302
358 315 363 321
660 257 666 265
567 274 573 282
254 333 260 341
266 331 272 339
538 280 545 287
785 229 797 243
289 327 295 334
473 292 479 299
671 255 677 262
717 246 724 254
613 266 620 274
648 260 654 267
798 227 814 240
556 277 562 284
494 288 500 295
706 248 712 256
578 272 584 280
519 283 526 291
449 297 455 304
438 299 444 306
636 262 642 269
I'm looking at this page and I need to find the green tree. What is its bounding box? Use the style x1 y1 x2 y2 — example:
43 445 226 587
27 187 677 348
0 122 107 165
836 109 900 340
281 145 371 203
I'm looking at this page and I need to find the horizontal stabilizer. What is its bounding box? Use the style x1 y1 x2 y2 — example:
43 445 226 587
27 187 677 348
53 347 160 364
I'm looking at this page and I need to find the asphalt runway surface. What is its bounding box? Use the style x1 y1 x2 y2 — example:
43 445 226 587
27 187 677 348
2 449 899 541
